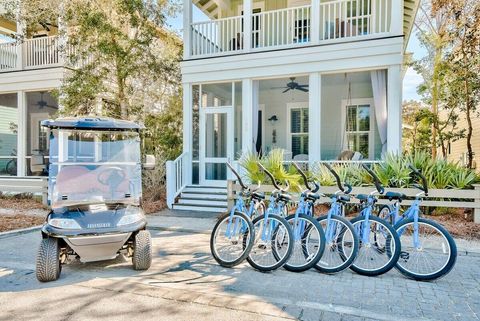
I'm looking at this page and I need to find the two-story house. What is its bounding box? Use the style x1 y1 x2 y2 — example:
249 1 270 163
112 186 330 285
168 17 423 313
0 6 64 177
166 0 420 211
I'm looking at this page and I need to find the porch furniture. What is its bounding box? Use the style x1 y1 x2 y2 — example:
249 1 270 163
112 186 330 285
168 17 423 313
229 33 243 51
337 150 363 161
293 154 308 161
335 18 357 38
283 150 293 161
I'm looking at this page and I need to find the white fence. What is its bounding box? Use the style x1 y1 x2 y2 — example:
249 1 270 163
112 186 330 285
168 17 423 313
227 181 480 224
190 0 392 57
166 152 188 208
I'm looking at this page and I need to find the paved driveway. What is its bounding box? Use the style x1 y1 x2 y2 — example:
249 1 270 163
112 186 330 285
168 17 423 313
0 224 479 321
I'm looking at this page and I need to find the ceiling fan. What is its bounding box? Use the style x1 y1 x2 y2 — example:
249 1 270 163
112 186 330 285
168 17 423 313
36 92 58 109
271 77 309 93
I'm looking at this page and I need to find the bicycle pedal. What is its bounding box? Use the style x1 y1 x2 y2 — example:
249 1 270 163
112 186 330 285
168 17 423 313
400 251 410 260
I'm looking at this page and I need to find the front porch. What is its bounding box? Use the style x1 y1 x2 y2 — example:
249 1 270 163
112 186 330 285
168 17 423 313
167 68 402 208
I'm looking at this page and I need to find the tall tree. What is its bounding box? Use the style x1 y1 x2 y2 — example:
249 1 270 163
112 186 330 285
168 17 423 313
433 0 480 168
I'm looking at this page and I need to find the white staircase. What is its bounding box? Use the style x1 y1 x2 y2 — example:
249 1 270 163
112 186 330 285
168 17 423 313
171 185 228 212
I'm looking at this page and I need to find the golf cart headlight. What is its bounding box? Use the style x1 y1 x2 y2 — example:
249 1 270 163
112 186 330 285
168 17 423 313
117 207 144 226
49 218 81 229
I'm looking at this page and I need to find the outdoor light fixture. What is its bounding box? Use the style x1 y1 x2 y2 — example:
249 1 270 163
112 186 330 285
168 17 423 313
268 115 278 144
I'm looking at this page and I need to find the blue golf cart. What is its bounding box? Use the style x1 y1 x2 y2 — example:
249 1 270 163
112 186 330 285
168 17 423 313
36 117 155 282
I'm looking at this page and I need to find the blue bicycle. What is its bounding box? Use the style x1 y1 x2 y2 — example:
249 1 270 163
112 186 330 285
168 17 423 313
270 163 327 272
210 163 262 268
349 164 401 277
311 163 360 273
378 165 457 281
245 163 294 272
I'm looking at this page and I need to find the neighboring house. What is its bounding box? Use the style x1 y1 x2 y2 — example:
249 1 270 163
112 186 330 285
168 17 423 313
0 8 64 177
447 115 480 170
166 0 420 211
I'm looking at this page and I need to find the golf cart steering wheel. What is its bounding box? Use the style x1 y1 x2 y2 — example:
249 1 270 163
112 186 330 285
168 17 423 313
97 166 126 187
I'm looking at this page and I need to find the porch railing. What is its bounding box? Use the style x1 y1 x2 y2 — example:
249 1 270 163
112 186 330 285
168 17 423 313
166 152 188 208
253 5 311 49
189 0 392 57
191 16 243 56
0 35 63 72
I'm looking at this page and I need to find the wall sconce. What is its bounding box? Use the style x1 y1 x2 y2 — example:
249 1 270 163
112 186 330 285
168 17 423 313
268 115 278 144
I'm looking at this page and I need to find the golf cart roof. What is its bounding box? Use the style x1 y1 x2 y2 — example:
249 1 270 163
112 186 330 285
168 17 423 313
41 117 144 131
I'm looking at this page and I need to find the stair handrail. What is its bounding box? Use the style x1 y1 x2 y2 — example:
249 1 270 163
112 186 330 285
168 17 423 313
166 152 188 208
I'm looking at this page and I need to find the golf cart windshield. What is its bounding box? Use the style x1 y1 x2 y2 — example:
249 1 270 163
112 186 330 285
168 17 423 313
48 129 142 208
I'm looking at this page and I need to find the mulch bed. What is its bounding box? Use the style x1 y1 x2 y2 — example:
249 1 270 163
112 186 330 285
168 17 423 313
0 214 45 232
0 197 47 211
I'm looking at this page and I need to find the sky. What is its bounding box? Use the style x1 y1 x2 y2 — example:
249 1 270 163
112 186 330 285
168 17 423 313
166 8 425 102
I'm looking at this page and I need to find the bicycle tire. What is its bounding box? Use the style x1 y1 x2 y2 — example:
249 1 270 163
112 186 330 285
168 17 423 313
350 215 401 276
247 214 294 272
210 211 255 268
315 214 359 274
283 213 326 272
394 218 457 281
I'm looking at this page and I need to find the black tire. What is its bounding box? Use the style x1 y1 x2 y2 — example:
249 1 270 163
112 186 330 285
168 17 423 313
315 214 359 274
283 214 325 272
36 238 61 282
5 159 16 176
210 211 254 268
132 230 152 270
377 205 395 225
247 214 293 272
350 215 401 277
394 218 457 281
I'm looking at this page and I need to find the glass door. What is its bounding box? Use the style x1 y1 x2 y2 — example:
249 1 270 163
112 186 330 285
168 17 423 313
199 107 234 186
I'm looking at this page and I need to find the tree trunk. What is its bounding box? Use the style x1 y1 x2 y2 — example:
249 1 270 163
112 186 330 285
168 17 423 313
465 80 473 168
431 46 442 159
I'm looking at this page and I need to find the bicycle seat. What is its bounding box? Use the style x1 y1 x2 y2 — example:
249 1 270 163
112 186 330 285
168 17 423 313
386 191 406 202
356 194 368 201
337 195 351 203
305 192 320 202
251 191 265 200
276 193 292 203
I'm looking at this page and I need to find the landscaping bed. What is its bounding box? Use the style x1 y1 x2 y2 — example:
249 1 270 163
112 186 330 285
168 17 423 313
0 214 45 232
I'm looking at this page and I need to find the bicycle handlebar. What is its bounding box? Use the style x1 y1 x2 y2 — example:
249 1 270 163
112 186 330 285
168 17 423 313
292 162 319 193
408 164 429 195
322 163 352 194
361 164 385 194
257 163 289 192
226 162 248 190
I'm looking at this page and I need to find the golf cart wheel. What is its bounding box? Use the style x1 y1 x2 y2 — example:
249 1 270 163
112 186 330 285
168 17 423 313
36 238 62 282
132 230 152 270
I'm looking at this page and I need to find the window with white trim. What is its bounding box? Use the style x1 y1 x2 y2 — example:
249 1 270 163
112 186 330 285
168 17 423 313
290 107 309 157
345 104 371 158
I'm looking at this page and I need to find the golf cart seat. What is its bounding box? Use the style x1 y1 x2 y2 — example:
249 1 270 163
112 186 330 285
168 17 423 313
55 166 92 193
386 191 406 202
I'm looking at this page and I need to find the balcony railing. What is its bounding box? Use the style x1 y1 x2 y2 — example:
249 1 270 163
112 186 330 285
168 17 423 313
0 36 63 72
189 0 392 58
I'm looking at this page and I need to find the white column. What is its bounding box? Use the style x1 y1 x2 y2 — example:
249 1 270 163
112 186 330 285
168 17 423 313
16 91 26 176
242 78 253 153
387 65 402 154
183 0 192 59
183 83 193 184
311 0 320 43
243 0 252 52
390 0 403 35
309 73 321 165
15 1 25 70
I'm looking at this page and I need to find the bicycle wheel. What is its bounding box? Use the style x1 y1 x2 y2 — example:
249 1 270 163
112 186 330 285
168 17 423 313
210 211 255 268
394 218 457 281
247 214 293 272
6 159 16 176
283 214 325 272
377 205 394 225
350 215 401 276
315 214 359 274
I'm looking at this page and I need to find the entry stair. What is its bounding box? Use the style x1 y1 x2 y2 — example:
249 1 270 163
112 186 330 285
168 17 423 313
171 185 228 213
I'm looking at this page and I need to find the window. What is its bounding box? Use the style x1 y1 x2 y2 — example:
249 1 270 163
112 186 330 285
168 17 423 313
290 107 309 157
345 103 372 158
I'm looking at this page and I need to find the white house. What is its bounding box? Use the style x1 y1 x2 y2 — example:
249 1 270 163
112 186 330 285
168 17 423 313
166 0 420 211
0 6 64 177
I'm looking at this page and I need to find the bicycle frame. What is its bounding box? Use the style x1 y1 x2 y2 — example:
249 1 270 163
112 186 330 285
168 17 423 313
323 195 345 243
225 193 259 238
357 195 376 245
387 196 423 249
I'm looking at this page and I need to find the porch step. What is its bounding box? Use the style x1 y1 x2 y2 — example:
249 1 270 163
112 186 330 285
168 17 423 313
172 185 228 213
172 203 227 213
